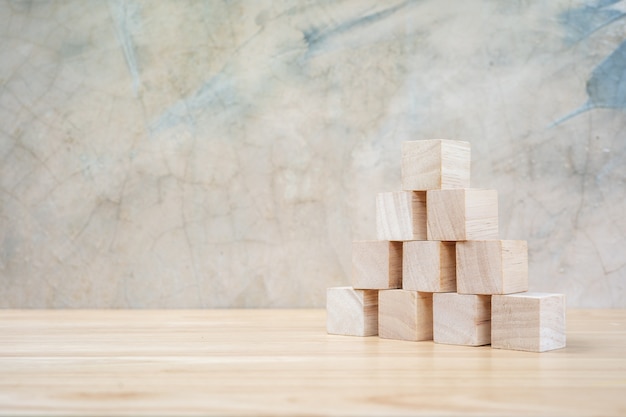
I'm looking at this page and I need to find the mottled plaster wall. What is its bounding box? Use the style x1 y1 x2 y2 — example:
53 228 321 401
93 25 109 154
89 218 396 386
1 0 625 308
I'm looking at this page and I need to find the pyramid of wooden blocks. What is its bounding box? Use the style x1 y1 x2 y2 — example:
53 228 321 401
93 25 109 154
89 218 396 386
491 293 566 352
402 139 470 190
433 293 491 346
403 241 455 292
379 290 433 341
456 240 528 295
376 191 427 241
326 287 378 336
326 139 566 353
352 241 402 289
427 188 499 241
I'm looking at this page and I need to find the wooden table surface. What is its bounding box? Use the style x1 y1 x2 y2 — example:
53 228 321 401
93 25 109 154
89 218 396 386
0 309 625 416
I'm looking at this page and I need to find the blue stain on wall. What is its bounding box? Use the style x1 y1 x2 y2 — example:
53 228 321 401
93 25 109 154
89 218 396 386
109 0 142 97
150 72 239 135
552 1 626 126
558 0 625 44
301 1 410 54
150 2 411 135
552 40 626 126
586 40 626 109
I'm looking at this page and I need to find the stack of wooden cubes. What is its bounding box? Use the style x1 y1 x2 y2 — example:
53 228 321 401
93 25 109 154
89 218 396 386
326 140 566 352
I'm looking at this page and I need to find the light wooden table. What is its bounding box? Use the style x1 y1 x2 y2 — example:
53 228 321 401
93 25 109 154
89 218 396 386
0 309 624 416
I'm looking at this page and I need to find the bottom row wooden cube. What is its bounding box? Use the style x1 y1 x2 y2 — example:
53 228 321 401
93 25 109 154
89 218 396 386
326 287 378 336
492 292 566 352
378 290 433 341
326 286 566 353
433 293 491 346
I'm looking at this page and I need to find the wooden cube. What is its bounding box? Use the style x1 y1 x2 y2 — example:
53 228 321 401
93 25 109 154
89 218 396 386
457 240 528 295
378 290 433 341
376 191 427 241
427 189 498 241
401 139 471 191
352 241 402 289
403 241 456 292
492 293 566 352
433 293 491 346
326 287 378 336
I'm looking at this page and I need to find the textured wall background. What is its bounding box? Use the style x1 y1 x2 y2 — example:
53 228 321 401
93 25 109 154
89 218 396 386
1 0 625 308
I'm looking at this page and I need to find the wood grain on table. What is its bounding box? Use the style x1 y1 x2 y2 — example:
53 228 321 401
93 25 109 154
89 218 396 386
0 309 624 416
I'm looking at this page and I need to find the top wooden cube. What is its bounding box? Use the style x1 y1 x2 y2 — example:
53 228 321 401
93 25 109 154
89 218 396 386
402 140 471 191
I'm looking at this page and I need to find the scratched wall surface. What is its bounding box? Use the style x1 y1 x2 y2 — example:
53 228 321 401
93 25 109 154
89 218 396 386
1 1 625 308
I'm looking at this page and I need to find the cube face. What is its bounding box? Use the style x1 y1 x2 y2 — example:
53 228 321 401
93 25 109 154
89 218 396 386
401 140 470 191
427 189 498 241
352 241 402 289
441 141 472 189
402 140 441 191
501 241 528 293
327 287 378 336
456 240 528 295
376 191 427 241
403 241 456 292
491 293 566 352
433 293 491 346
465 189 499 240
539 295 567 352
378 290 433 341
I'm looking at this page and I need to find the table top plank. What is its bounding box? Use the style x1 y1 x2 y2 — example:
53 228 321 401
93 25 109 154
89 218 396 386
0 309 625 416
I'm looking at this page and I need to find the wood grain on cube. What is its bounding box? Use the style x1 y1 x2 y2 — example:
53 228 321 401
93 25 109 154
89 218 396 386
427 189 498 241
441 140 472 189
465 189 499 240
492 293 566 352
326 287 378 336
378 290 433 341
401 139 471 191
352 241 402 289
433 293 491 346
376 191 427 241
403 241 456 292
457 240 528 295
